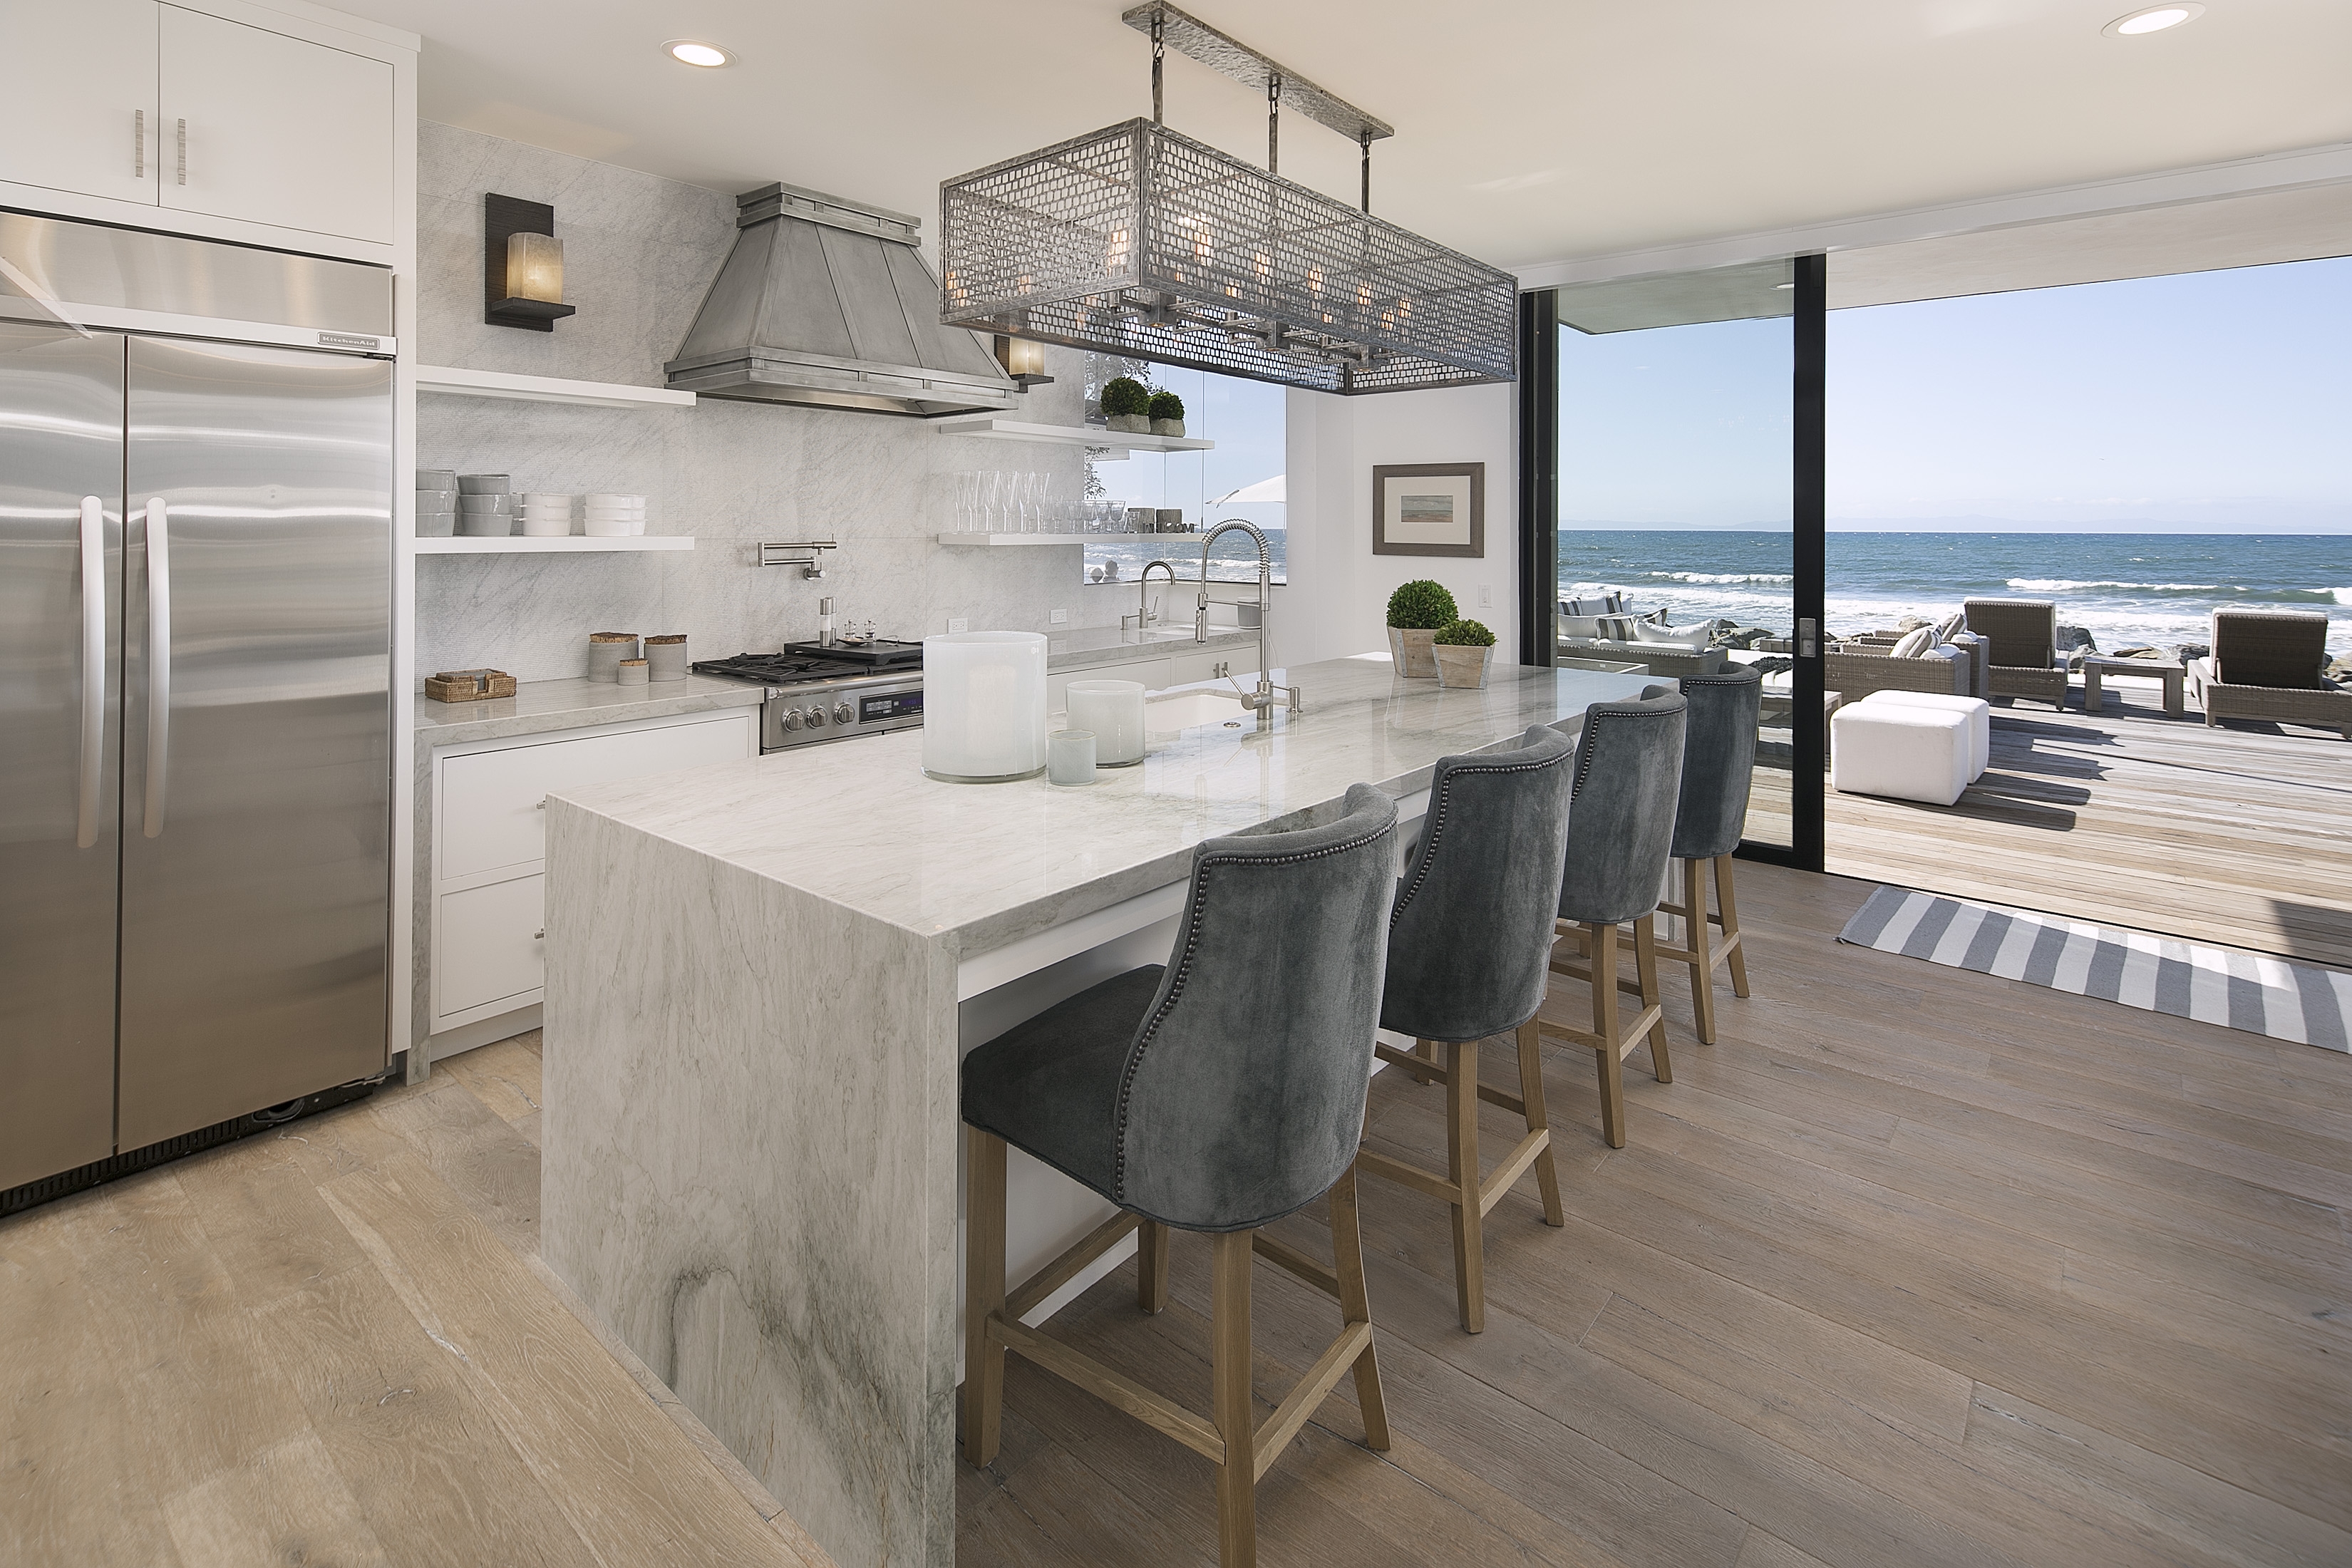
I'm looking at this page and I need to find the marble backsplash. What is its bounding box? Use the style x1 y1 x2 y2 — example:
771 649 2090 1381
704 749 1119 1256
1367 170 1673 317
414 122 1123 684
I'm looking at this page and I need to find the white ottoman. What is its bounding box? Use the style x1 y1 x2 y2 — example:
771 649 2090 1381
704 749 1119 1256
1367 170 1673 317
1857 690 1991 780
1831 703 1971 806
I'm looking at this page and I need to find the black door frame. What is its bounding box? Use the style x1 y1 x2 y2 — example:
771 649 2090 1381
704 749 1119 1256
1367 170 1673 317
1514 258 1827 872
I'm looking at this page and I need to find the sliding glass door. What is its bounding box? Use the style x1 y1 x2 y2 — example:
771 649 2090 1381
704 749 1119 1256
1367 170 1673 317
1536 259 1824 860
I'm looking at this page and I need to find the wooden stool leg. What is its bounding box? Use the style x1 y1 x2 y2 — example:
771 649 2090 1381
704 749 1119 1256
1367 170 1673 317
1716 854 1750 998
1211 1229 1258 1568
1138 1218 1170 1314
1590 922 1626 1150
963 1130 1008 1466
1414 1036 1438 1077
1328 1162 1391 1450
1683 857 1718 1046
1634 914 1671 1085
1446 1038 1485 1333
1515 1019 1564 1225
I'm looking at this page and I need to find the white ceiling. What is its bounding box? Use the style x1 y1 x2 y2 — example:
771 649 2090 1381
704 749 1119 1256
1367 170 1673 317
327 0 2352 270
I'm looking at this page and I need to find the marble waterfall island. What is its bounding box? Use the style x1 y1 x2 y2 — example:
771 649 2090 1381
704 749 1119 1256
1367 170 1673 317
539 656 1659 1568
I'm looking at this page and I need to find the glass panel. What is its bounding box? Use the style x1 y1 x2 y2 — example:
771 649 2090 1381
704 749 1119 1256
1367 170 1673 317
1081 356 1289 586
1556 260 1797 847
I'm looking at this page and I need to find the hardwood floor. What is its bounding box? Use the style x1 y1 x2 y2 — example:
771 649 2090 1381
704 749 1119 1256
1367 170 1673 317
961 863 2352 1568
0 1033 831 1568
8 862 2348 1567
1747 696 2352 966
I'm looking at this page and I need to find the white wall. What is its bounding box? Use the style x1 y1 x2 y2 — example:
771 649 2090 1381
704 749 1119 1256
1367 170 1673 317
1279 381 1519 669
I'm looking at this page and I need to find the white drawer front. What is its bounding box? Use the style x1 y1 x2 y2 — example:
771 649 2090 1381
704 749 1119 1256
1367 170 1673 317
435 874 545 1019
438 713 753 881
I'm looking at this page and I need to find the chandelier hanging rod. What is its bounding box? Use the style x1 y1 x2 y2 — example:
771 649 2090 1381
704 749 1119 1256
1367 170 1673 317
1119 4 1394 147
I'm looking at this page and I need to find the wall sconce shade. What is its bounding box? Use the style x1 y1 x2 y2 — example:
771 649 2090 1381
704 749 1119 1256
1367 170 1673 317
992 334 1055 391
485 192 578 331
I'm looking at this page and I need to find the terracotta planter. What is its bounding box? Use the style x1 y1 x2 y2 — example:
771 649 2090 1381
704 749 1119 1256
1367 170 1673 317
1434 643 1494 688
1151 417 1186 437
1388 625 1439 679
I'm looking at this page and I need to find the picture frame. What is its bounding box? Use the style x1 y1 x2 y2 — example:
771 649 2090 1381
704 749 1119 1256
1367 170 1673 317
1372 463 1484 558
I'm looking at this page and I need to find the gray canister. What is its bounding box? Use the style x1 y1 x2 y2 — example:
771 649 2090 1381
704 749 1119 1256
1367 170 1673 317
645 634 689 681
587 631 639 681
615 657 650 688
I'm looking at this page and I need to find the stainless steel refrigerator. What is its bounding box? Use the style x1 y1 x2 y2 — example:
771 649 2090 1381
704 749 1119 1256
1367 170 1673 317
1 213 393 1195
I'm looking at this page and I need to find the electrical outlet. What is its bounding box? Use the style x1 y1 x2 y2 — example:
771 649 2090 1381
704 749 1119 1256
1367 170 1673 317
1479 583 1493 608
1051 608 1068 625
948 617 969 634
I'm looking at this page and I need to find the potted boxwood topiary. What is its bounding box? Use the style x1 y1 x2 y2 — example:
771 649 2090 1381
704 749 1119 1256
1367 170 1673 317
1100 376 1152 433
1147 389 1186 437
1386 579 1458 678
1433 617 1497 688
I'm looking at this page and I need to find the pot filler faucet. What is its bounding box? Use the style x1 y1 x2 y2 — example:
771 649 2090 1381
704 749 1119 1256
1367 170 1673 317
1197 519 1300 729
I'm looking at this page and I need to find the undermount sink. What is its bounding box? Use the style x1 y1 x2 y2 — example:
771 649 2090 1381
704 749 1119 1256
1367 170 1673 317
1143 688 1251 733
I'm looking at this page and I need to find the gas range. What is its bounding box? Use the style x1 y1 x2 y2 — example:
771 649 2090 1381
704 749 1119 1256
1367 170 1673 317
693 641 924 753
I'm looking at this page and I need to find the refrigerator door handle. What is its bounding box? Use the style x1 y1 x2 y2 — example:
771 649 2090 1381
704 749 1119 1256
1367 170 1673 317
76 496 106 849
143 497 171 839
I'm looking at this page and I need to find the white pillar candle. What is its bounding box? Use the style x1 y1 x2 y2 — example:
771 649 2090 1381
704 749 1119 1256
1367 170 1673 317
922 631 1049 782
1065 679 1147 766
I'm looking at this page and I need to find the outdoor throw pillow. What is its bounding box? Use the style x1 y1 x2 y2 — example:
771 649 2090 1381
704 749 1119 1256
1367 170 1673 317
1632 620 1711 649
1890 627 1935 659
1559 614 1608 639
1937 611 1966 640
1595 615 1639 641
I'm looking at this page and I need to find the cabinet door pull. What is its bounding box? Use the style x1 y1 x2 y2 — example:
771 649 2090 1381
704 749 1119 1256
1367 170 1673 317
175 118 187 186
534 929 545 941
134 109 145 178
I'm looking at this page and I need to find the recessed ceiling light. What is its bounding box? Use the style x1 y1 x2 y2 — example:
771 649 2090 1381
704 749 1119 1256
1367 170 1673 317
2103 4 2204 37
666 39 733 68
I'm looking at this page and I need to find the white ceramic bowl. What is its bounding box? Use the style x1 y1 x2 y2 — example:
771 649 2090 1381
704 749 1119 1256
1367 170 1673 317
585 493 643 507
521 492 572 506
583 505 645 518
582 517 632 537
520 516 572 537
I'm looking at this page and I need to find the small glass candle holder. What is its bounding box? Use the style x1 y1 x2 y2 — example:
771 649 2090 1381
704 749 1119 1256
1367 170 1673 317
1048 729 1097 786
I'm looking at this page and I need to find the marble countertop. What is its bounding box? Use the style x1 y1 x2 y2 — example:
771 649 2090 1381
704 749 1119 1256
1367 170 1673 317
1048 624 1258 672
551 656 1658 961
415 673 766 746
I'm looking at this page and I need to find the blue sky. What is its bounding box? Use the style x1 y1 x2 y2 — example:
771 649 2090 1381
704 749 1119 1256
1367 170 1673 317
1559 253 2352 534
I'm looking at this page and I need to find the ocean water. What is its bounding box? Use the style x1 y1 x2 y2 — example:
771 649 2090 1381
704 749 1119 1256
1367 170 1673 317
1560 530 2352 654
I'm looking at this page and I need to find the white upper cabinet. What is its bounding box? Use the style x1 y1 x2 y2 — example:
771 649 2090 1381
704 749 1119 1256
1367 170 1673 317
159 6 392 244
0 0 161 205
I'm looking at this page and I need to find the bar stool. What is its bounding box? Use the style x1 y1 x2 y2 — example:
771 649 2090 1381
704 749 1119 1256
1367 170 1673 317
961 785 1399 1568
1355 725 1578 1334
1652 667 1760 1044
1542 690 1688 1148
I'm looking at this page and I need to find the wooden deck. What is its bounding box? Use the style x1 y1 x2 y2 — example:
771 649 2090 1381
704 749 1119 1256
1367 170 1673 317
1744 687 2352 966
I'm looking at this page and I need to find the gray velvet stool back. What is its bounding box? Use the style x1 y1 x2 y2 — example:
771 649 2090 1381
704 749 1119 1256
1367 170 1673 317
1381 726 1577 1046
1118 783 1398 1232
1554 691 1688 927
1669 667 1761 862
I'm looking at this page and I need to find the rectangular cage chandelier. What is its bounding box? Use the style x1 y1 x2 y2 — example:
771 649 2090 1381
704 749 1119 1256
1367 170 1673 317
937 8 1516 395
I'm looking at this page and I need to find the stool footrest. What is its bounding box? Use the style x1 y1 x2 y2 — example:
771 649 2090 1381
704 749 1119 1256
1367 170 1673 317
1540 1009 1666 1063
1549 955 1647 999
1252 1231 1341 1299
1480 1128 1553 1217
1005 1209 1141 1324
1373 1040 1530 1115
989 1313 1226 1463
1353 1146 1460 1205
1252 1319 1374 1482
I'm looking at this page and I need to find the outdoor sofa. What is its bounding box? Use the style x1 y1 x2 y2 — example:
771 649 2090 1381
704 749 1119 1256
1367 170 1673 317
1961 599 2069 708
2188 609 2352 741
1824 633 1969 703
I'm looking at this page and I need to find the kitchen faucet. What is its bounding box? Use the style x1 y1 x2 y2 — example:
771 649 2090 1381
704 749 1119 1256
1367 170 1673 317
1124 559 1180 633
1197 520 1300 729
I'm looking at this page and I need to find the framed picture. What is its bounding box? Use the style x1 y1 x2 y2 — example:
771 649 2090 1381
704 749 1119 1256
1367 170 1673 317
1372 463 1483 558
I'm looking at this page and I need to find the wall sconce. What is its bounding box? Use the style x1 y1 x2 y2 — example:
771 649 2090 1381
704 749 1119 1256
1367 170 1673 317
485 192 577 331
993 334 1053 391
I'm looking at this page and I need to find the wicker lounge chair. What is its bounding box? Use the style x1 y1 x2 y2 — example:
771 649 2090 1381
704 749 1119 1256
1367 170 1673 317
1823 640 1969 702
2188 609 2352 741
1961 599 2068 708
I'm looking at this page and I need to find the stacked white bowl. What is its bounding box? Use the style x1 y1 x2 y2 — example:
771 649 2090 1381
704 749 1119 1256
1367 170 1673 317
519 492 575 537
584 493 646 537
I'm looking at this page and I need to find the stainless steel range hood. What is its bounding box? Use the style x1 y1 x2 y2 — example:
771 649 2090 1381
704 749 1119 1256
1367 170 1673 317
665 182 1021 416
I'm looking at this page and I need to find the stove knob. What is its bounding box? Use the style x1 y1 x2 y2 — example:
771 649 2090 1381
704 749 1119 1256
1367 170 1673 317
806 706 826 728
834 700 857 726
780 708 803 731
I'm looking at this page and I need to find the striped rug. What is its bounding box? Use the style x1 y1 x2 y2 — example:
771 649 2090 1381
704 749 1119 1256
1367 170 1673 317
1837 885 2352 1053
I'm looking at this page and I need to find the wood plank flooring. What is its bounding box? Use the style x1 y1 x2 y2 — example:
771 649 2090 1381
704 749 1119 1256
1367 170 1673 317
1748 696 2352 966
0 1033 833 1568
961 864 2352 1568
7 861 2348 1567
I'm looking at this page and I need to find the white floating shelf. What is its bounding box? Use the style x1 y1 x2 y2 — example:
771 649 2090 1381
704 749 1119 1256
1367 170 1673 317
414 535 696 555
927 414 1213 455
937 532 1209 547
415 364 694 410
